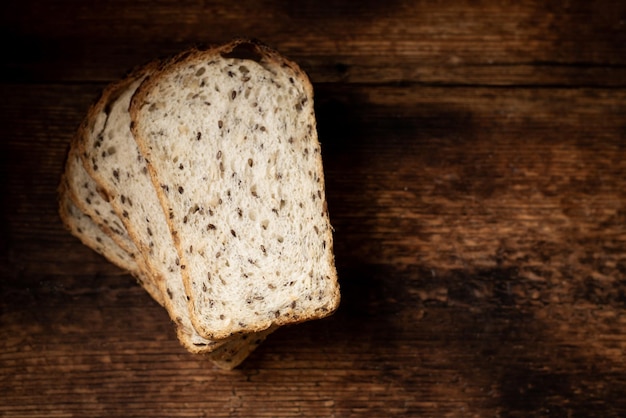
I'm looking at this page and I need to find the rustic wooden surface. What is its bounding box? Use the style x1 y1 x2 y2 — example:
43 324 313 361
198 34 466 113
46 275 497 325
2 0 626 416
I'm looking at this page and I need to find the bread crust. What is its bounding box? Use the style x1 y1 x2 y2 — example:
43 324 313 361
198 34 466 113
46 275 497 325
130 39 340 340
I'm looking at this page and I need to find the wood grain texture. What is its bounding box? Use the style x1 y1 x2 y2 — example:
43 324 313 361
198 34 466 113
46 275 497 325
2 0 626 85
1 0 626 416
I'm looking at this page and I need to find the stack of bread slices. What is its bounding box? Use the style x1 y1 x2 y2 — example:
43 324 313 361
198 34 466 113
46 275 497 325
58 39 340 369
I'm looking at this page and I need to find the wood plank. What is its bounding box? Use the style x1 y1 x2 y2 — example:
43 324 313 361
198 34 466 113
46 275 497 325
2 0 625 85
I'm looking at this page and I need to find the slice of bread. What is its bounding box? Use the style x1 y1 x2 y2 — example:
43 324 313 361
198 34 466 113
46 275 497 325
130 39 340 340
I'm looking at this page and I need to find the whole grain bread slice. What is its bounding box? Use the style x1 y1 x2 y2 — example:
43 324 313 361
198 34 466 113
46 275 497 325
130 39 340 340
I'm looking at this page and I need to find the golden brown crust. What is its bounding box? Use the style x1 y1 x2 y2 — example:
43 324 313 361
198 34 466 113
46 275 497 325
130 38 339 340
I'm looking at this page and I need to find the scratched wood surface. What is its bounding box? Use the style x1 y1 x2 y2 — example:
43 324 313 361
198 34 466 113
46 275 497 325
1 1 626 416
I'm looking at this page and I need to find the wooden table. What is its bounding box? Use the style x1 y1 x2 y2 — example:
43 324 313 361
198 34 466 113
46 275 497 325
2 1 626 416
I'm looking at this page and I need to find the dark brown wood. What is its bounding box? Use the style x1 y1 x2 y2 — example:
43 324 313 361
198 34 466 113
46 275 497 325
2 0 626 86
2 0 626 416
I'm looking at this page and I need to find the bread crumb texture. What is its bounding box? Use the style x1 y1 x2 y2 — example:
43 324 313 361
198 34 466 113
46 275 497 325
132 41 340 339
